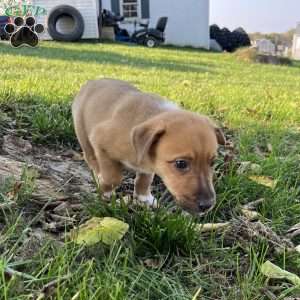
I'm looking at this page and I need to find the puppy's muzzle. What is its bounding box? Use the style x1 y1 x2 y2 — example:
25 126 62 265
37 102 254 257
197 191 216 214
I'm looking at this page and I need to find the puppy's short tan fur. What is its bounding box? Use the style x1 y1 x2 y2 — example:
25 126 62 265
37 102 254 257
72 79 225 214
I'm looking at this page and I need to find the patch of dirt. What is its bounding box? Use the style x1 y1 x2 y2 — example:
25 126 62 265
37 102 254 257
0 117 97 242
0 118 237 241
3 116 297 269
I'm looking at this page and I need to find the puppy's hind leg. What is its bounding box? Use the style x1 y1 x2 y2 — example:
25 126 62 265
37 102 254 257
89 122 123 199
83 148 100 176
92 148 123 199
73 111 100 175
134 173 157 207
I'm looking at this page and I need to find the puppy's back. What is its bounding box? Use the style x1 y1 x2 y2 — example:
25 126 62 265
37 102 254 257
73 79 139 131
73 79 138 116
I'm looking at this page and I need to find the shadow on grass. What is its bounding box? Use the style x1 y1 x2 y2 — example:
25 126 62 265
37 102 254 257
0 42 217 74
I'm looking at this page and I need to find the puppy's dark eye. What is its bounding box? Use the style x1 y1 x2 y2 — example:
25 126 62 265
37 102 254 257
174 159 189 170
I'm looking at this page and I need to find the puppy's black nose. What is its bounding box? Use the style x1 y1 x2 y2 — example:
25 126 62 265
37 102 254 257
198 201 213 213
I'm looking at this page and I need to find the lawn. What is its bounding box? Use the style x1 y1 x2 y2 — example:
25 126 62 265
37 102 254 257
0 41 300 299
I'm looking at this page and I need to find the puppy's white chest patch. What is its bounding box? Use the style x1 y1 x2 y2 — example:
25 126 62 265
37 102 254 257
160 101 179 111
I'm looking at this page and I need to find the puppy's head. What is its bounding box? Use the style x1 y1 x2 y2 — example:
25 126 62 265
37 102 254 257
131 111 225 215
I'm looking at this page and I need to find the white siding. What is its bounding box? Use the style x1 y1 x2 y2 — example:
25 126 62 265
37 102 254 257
33 0 99 40
102 0 112 11
292 23 300 60
255 39 276 56
149 0 209 48
102 0 210 49
296 23 300 35
292 35 300 60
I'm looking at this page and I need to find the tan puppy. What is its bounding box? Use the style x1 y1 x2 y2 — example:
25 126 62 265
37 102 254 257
72 79 225 215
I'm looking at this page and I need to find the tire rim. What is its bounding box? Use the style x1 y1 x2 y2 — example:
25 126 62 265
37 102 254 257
147 39 155 47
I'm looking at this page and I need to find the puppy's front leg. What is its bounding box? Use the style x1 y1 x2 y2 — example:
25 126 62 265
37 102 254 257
134 173 157 207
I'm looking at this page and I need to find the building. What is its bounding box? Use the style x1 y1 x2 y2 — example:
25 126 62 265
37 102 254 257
102 0 210 48
254 39 276 56
24 0 209 48
292 23 300 60
32 0 100 40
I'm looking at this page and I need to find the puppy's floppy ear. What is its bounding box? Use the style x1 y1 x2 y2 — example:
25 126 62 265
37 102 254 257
215 127 226 145
131 120 165 164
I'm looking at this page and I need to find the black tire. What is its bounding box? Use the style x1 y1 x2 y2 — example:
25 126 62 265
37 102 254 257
144 36 158 48
47 5 84 42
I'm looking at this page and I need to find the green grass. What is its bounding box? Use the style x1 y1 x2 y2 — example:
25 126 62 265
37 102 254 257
1 41 300 299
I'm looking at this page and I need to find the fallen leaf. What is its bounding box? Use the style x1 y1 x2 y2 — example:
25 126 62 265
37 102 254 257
250 164 263 174
287 223 300 233
241 209 260 221
243 198 265 210
237 162 262 175
267 143 273 153
197 223 231 233
254 146 266 158
261 261 300 286
70 217 129 246
61 150 84 161
6 181 22 200
72 152 84 161
287 223 300 239
249 176 277 189
237 161 251 174
143 258 160 268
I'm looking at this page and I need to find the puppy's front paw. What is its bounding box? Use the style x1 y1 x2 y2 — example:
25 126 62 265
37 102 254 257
102 191 113 201
135 193 158 208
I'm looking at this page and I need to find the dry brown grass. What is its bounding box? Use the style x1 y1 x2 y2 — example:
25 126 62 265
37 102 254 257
235 47 292 65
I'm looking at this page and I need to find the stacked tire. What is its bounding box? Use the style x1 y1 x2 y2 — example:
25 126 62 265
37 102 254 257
47 5 85 42
232 27 251 48
210 24 251 52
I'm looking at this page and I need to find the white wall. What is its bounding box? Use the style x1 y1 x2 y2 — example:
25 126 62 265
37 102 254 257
102 0 111 11
292 35 300 60
102 0 210 49
255 39 275 56
292 23 300 60
33 0 99 39
149 0 209 48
